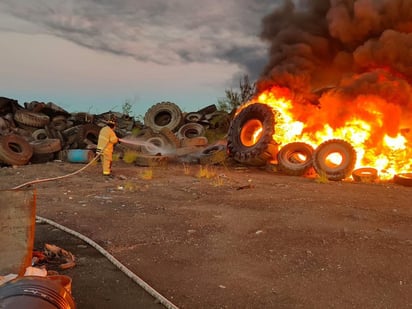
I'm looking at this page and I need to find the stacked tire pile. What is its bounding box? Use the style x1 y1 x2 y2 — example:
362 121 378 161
0 97 231 167
120 101 230 166
0 97 135 166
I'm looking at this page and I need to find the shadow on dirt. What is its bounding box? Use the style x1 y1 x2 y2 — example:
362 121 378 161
34 222 165 309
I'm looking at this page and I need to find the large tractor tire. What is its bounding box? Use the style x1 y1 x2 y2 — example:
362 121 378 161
144 101 183 132
0 134 33 166
14 109 50 128
227 103 278 166
277 142 314 176
312 139 357 181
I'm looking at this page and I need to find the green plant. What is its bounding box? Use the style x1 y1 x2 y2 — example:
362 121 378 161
218 75 256 113
197 165 216 179
122 99 133 116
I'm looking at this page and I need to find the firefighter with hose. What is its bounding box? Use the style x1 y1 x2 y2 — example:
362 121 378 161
96 118 119 178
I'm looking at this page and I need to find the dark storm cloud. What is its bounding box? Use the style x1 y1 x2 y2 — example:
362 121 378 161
0 0 282 80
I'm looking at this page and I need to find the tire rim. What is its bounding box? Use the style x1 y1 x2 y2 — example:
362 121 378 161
240 119 263 147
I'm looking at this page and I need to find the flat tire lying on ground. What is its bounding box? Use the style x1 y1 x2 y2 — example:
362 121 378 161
352 167 378 183
135 154 168 167
227 103 278 166
393 173 412 187
0 134 33 165
199 144 227 165
313 139 356 181
144 101 183 132
14 109 50 128
277 142 314 176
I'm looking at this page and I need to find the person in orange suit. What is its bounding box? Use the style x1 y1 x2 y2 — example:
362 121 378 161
96 119 119 177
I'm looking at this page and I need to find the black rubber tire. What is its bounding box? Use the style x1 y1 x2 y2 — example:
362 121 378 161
199 144 227 165
78 124 101 147
197 104 217 115
227 103 278 166
393 173 412 187
0 134 33 166
49 115 68 131
159 127 181 149
352 167 378 182
144 102 183 132
313 139 357 181
32 129 49 141
30 138 62 154
277 142 314 176
184 112 203 123
14 109 50 128
177 123 205 139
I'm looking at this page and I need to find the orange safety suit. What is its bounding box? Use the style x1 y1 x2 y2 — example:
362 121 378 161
97 125 119 176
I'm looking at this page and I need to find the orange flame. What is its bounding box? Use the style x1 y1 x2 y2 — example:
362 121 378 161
240 86 412 180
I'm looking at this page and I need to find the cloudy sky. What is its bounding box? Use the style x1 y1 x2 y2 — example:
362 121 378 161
0 0 281 116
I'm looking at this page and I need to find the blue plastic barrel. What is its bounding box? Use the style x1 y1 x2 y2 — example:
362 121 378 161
67 149 94 163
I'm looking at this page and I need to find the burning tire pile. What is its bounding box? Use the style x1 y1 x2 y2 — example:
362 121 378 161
226 102 411 186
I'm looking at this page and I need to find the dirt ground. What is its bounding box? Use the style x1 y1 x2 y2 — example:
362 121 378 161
2 158 412 308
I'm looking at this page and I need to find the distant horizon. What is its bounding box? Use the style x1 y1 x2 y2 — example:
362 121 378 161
2 88 227 118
